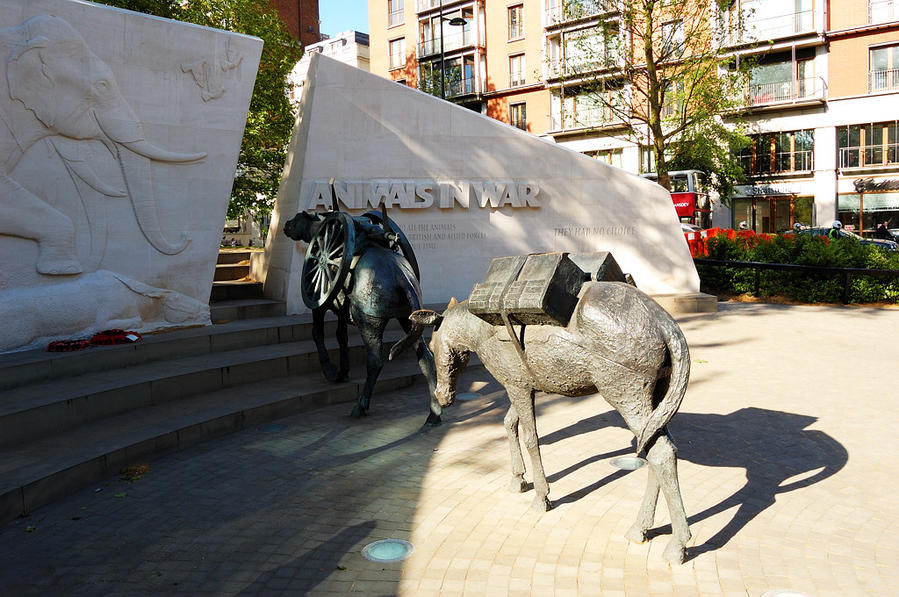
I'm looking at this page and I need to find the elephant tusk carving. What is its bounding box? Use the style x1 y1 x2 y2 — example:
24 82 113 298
119 139 206 163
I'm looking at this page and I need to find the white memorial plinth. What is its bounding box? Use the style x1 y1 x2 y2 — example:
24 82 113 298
261 54 710 315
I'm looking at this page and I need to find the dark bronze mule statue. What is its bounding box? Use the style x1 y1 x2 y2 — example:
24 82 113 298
406 282 692 563
283 210 441 425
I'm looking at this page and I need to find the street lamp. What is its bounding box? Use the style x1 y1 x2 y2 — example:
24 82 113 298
438 0 467 100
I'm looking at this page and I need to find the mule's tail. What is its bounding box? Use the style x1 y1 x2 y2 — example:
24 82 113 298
388 268 425 362
635 313 690 455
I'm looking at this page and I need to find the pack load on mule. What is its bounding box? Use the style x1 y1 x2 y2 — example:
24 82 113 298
282 181 441 425
405 251 692 563
468 251 631 327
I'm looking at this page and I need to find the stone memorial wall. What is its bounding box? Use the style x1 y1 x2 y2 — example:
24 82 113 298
0 0 262 353
261 54 704 315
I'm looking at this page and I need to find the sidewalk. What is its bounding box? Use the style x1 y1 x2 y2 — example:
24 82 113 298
1 302 897 596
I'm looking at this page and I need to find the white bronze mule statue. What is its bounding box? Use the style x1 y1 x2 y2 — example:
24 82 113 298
403 281 692 563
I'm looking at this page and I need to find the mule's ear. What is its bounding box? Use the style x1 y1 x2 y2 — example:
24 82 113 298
447 296 458 308
409 309 443 327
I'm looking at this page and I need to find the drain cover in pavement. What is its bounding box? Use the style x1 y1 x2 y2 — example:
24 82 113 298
610 456 646 470
361 539 414 562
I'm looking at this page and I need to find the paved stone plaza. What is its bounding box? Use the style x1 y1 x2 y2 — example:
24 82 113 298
1 303 897 596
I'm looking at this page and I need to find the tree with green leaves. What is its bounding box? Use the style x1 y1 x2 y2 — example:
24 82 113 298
553 0 751 199
93 0 302 221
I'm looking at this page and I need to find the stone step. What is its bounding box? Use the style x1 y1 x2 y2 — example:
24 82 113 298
210 279 263 302
215 249 254 265
0 316 327 392
0 330 410 450
210 298 286 323
0 357 435 526
213 262 250 282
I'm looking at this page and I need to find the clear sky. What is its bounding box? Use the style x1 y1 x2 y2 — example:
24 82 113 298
319 0 370 36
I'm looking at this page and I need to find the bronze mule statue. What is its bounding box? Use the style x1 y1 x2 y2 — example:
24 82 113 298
283 210 442 425
406 281 692 563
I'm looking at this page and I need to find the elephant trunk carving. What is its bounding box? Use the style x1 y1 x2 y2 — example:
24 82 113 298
95 106 204 255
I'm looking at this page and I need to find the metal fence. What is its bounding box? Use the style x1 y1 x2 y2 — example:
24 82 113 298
694 258 899 304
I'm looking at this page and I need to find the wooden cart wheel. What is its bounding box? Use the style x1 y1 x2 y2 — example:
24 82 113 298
301 212 357 310
361 210 421 282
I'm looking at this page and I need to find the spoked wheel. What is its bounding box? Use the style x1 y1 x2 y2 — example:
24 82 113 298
301 212 357 310
361 210 421 282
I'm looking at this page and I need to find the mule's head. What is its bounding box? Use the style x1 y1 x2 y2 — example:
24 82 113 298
283 211 320 242
409 298 470 407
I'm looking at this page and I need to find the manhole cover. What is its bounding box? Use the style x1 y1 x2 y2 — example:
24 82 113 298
258 423 286 433
456 392 481 401
610 456 646 470
361 539 414 562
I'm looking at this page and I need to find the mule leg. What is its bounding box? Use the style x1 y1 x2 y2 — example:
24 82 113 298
646 433 691 564
351 315 388 418
510 387 551 511
400 318 441 426
625 466 660 544
335 303 350 382
504 404 527 493
312 308 339 382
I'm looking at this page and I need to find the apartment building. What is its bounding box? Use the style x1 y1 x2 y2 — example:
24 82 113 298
269 0 322 46
368 1 899 233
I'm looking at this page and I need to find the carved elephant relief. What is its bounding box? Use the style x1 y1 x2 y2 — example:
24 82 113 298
0 14 206 276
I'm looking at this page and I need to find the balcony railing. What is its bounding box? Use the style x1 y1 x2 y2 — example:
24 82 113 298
869 68 899 93
545 1 611 26
869 0 898 24
417 29 474 58
745 76 825 107
446 76 479 98
739 150 813 175
547 56 616 78
550 108 621 131
840 143 899 169
731 9 814 45
416 0 467 11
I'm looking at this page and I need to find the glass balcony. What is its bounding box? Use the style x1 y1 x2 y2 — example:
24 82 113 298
840 143 899 169
417 29 474 57
869 68 899 93
731 9 814 44
745 76 825 107
446 76 479 98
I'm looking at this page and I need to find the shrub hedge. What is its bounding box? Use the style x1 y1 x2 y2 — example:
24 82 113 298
695 233 899 304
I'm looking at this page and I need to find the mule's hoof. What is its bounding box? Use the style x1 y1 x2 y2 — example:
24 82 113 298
322 363 339 382
336 371 349 383
625 525 648 544
424 413 442 427
662 542 686 565
530 496 552 512
350 404 367 418
510 476 528 493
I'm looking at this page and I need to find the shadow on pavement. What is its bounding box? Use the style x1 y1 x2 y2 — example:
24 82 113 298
533 404 848 558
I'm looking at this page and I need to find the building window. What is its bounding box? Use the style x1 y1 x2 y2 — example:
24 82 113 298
552 23 619 75
388 0 404 27
585 148 623 169
869 0 898 25
839 121 899 168
661 20 684 56
508 4 524 40
509 54 525 87
388 37 406 70
738 130 814 175
838 191 899 237
510 102 527 130
556 88 620 130
870 44 899 92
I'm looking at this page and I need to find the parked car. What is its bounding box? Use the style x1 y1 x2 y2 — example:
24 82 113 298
799 227 899 251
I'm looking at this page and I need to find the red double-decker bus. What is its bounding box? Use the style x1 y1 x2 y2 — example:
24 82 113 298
641 170 711 229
